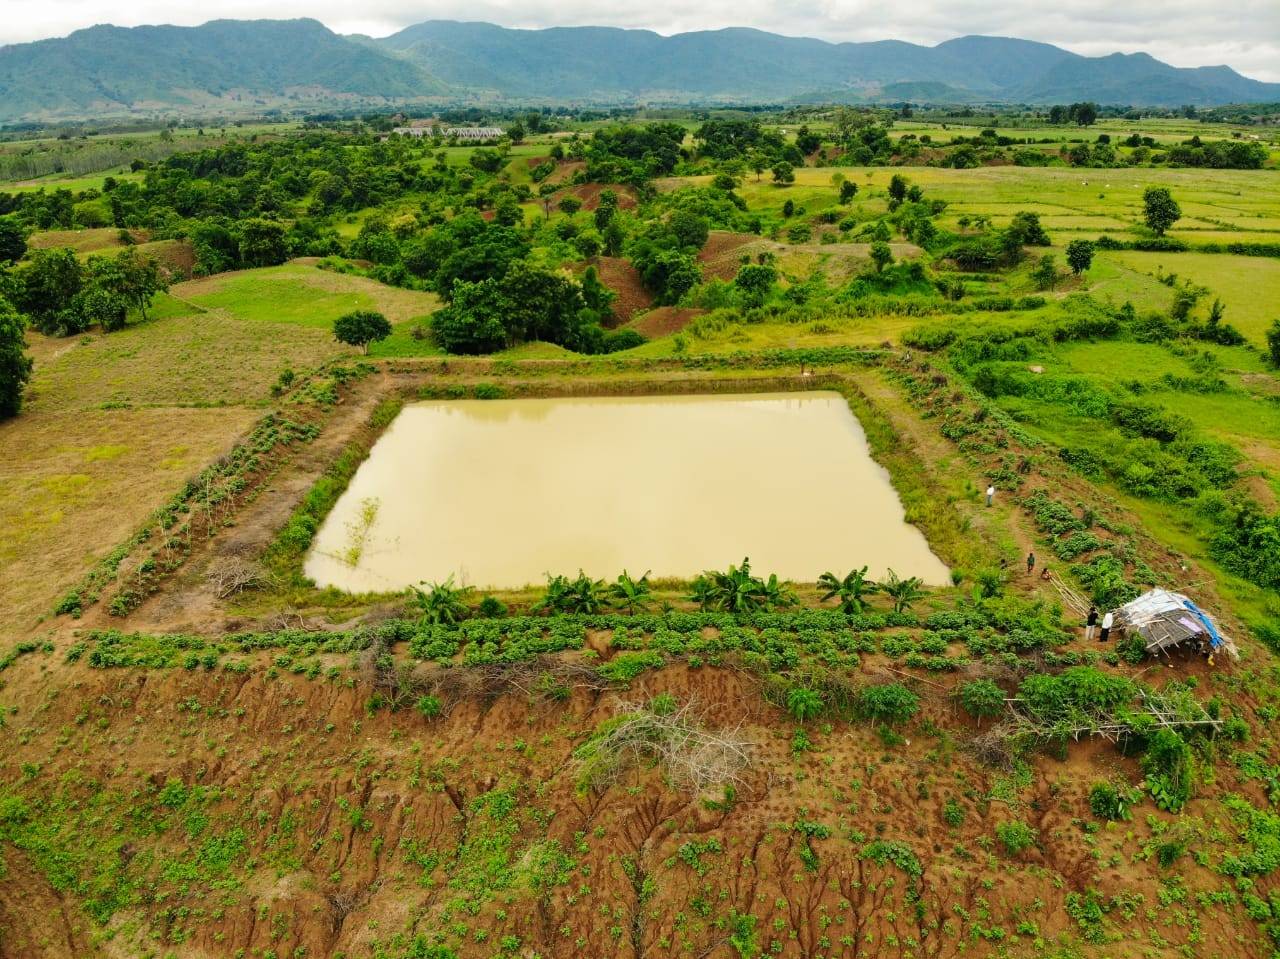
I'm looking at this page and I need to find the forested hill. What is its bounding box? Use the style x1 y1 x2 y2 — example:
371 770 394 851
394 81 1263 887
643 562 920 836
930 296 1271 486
379 23 1280 106
1 18 1278 123
0 19 448 123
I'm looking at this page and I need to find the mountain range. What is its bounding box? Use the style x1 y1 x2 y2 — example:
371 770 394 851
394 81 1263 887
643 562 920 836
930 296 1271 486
1 18 1277 124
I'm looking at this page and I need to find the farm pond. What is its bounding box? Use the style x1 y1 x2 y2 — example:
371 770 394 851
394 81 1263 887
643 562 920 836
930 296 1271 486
305 391 950 592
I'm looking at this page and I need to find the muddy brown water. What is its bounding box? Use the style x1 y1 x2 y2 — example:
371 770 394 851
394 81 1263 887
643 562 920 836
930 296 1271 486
305 392 950 592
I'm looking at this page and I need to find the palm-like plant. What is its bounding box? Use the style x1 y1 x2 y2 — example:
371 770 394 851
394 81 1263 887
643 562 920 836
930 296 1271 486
760 573 798 610
689 558 796 613
817 566 880 614
411 575 472 626
536 571 607 615
882 568 926 613
607 569 653 614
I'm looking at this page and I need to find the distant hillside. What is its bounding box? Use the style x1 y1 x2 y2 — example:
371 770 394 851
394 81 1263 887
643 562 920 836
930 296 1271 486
1 18 1277 123
379 23 1280 107
0 19 448 123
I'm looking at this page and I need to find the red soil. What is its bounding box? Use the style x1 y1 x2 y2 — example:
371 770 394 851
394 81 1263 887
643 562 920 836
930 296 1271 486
627 307 705 339
573 255 653 324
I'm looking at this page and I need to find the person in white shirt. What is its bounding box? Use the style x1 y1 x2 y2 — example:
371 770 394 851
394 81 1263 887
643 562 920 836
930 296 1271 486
986 484 995 507
1099 611 1114 643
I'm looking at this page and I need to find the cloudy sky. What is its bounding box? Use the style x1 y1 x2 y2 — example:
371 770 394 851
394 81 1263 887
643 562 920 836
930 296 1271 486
6 0 1279 81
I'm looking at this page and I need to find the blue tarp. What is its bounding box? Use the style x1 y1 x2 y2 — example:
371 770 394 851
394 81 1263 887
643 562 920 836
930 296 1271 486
1182 598 1224 651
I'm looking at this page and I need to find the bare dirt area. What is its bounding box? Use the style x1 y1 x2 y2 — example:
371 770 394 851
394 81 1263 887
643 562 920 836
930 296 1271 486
574 255 653 322
552 182 638 212
626 306 705 338
0 653 1258 959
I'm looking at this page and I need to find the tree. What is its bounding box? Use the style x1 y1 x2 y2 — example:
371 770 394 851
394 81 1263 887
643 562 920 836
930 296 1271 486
1266 319 1280 368
887 173 909 207
557 196 582 215
1008 211 1050 247
771 161 795 186
433 263 595 355
0 217 25 264
113 247 167 320
1031 254 1058 291
870 241 893 273
602 219 625 257
689 558 795 614
234 218 288 267
0 298 33 418
733 263 777 307
839 180 858 203
594 190 619 232
76 283 129 332
1065 239 1095 275
668 210 710 250
1143 187 1181 236
333 310 392 354
15 248 84 335
817 566 880 614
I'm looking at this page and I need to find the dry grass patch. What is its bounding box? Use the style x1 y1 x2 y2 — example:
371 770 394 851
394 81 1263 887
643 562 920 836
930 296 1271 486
25 311 338 411
0 406 257 639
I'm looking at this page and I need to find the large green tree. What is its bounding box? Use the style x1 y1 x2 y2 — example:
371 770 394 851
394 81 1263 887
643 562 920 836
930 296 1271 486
15 248 84 335
1065 239 1095 275
1143 187 1181 236
0 298 33 418
334 310 392 354
0 217 26 264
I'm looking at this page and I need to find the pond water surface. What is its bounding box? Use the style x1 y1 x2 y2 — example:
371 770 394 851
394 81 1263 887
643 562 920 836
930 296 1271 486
305 392 950 592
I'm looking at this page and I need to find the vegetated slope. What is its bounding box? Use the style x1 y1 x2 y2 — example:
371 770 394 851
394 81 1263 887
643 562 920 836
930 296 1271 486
378 22 1280 106
2 19 1276 122
0 18 448 123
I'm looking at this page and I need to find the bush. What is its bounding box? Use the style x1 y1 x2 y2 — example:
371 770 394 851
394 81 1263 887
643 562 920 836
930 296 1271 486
995 820 1036 855
1142 729 1193 812
855 682 919 726
957 679 1005 719
416 695 442 718
786 687 824 722
1088 781 1137 821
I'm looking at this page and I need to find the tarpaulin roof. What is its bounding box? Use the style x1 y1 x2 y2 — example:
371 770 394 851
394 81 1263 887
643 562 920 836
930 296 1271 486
1111 588 1237 659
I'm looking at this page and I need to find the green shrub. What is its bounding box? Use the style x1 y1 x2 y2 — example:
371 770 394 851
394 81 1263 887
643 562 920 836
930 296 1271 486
1088 782 1139 821
995 820 1036 856
855 682 919 726
416 695 442 718
1142 729 1193 813
786 687 824 723
942 799 966 827
957 679 1005 719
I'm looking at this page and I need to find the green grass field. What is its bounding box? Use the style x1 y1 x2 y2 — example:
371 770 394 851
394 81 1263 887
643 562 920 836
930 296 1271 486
1105 250 1280 345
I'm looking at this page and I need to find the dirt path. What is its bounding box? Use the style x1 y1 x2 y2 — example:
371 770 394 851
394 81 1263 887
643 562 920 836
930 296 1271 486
87 372 395 636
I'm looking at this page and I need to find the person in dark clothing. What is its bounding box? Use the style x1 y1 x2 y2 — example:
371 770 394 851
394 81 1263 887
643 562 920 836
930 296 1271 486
1085 606 1099 641
1026 551 1035 574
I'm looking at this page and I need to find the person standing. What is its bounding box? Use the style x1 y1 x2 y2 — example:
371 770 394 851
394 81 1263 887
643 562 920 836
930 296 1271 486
1085 606 1099 641
1026 551 1035 575
986 484 995 507
1099 610 1114 643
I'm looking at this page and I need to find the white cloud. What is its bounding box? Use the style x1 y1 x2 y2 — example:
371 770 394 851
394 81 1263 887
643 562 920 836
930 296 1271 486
3 0 1277 82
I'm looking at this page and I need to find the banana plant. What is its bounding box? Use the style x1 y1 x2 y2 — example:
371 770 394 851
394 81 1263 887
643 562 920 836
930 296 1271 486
817 566 880 614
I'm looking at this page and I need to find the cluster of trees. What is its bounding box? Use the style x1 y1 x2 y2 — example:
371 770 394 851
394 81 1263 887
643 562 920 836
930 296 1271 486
0 243 167 417
584 123 686 185
1047 103 1100 126
1 245 166 337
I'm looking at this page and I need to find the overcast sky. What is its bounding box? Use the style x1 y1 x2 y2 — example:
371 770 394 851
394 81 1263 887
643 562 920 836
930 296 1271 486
5 1 1279 82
